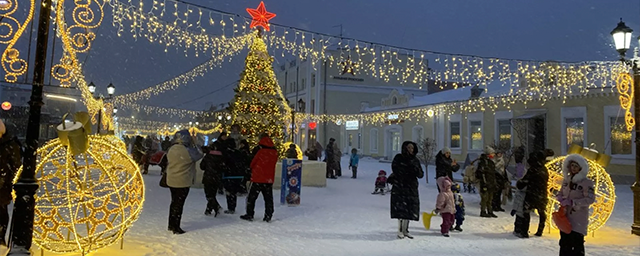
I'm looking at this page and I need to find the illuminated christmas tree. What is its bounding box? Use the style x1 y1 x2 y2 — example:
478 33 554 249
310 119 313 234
229 31 288 150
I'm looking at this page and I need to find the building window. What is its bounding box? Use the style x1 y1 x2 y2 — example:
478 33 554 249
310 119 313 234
469 121 482 150
358 133 361 149
301 79 306 90
610 117 632 155
497 119 511 149
392 96 397 105
310 99 315 114
311 74 316 87
565 117 584 149
370 129 378 152
412 126 423 143
449 122 460 148
348 134 353 147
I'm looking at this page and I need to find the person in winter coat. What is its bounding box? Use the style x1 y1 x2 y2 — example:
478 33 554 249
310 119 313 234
166 130 203 234
0 121 21 246
477 146 498 218
372 170 387 195
161 136 172 151
238 140 251 194
199 137 226 217
435 147 460 185
222 138 247 214
315 141 323 161
349 148 359 179
132 136 145 169
387 141 424 239
304 146 318 161
556 154 595 256
241 135 278 222
325 138 337 179
285 144 298 159
333 142 342 177
513 151 548 238
142 136 157 174
492 151 508 212
451 183 465 232
435 176 456 237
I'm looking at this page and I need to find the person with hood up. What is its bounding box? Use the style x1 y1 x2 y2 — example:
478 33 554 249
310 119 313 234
492 151 508 212
241 134 278 222
221 137 247 214
435 176 456 237
161 136 172 151
556 154 595 256
166 130 203 234
512 151 548 238
285 144 298 159
199 133 227 217
435 147 460 185
476 146 498 218
0 120 21 246
325 138 337 179
304 145 318 161
387 141 424 239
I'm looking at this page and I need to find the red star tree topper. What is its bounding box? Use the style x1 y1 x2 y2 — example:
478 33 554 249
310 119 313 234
246 1 276 31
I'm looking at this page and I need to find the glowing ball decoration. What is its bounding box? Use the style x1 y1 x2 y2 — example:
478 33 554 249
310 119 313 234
13 135 144 254
544 156 615 234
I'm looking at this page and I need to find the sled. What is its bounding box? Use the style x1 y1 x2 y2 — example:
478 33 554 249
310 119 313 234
422 210 437 230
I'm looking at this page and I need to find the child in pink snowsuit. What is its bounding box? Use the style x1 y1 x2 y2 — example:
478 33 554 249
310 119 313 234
435 176 456 237
372 170 387 195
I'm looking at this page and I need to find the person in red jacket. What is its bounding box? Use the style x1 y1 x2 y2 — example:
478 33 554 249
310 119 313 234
241 135 278 222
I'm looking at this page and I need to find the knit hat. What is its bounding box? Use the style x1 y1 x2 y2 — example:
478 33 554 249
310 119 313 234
441 147 451 154
378 170 387 176
484 146 495 155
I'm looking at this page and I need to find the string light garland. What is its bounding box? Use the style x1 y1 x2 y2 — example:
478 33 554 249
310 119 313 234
12 135 144 254
544 156 615 234
0 0 35 82
615 72 635 131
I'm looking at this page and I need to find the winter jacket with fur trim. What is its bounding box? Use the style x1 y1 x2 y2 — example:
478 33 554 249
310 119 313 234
436 177 456 214
557 154 595 236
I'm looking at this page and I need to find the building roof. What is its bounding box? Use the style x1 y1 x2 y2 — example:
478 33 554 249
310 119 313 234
362 81 513 112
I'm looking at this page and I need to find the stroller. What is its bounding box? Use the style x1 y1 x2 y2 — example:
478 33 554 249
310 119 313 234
147 151 168 174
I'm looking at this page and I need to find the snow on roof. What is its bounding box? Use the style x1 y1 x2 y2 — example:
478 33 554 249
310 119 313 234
362 81 515 112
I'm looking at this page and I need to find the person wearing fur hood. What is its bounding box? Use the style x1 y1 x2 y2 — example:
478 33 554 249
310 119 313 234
435 176 456 237
556 154 595 256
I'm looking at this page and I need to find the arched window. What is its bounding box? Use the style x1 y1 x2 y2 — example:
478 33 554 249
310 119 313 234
412 125 424 142
392 96 398 105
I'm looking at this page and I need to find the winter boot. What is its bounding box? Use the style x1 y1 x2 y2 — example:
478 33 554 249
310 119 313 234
454 225 463 232
397 220 405 239
489 211 498 218
480 211 490 218
263 215 272 222
224 210 235 214
402 220 413 239
240 214 254 221
534 223 545 237
442 233 450 237
172 227 186 235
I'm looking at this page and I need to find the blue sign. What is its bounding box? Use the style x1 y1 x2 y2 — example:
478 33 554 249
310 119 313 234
280 159 302 206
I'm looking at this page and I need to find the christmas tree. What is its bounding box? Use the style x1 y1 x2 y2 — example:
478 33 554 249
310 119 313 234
228 30 289 152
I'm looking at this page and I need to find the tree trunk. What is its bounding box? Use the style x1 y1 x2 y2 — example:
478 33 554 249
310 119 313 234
424 163 429 184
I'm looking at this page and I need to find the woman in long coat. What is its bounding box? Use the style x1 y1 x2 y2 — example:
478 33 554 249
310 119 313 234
387 141 424 239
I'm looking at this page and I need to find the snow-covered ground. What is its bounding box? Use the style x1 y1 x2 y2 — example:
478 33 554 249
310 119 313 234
43 158 640 256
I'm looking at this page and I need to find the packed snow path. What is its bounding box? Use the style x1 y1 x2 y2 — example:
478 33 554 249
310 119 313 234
69 158 640 255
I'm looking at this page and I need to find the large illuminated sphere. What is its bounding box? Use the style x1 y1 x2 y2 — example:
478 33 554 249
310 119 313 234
545 156 615 233
14 135 144 254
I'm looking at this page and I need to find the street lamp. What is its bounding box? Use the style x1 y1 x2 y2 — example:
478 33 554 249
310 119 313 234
611 18 640 236
89 81 116 134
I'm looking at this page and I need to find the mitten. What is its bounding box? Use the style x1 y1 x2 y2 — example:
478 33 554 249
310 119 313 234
434 209 440 215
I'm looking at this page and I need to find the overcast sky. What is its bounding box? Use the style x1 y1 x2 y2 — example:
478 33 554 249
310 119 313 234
10 0 640 121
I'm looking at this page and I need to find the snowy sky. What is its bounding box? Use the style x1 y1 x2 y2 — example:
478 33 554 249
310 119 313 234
11 0 640 121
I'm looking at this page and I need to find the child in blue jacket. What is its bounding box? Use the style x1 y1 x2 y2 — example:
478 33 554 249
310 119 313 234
349 148 359 179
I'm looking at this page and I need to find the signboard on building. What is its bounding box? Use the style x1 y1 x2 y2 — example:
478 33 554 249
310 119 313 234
387 114 399 120
346 120 359 130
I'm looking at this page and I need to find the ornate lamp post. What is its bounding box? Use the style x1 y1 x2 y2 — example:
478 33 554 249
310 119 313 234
88 82 116 134
610 18 640 236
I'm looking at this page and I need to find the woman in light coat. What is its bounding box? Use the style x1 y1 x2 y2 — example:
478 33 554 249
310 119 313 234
556 154 595 256
166 130 203 234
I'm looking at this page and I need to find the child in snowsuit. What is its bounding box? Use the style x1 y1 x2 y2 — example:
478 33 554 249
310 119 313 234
372 170 387 195
349 148 359 179
451 183 465 232
436 176 456 237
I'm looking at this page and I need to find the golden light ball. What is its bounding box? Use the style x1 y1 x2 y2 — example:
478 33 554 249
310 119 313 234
13 136 144 254
544 156 616 234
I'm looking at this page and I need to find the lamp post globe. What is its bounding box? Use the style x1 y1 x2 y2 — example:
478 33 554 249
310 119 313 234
611 19 633 57
106 83 115 98
88 82 96 94
297 98 305 112
113 107 117 114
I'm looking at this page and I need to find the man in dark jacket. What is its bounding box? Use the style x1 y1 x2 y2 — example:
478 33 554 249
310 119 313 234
161 136 172 151
325 138 336 179
199 137 226 216
514 150 549 238
241 135 279 222
435 147 460 182
221 137 246 214
0 121 21 246
477 146 497 218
